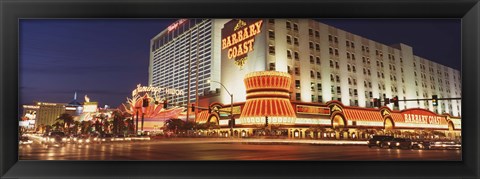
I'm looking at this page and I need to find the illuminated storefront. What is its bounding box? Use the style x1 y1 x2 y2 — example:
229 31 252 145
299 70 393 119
197 71 461 140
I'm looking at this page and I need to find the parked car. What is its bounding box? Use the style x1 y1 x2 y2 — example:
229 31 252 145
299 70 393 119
113 134 125 142
74 135 92 144
388 138 413 149
428 141 461 150
94 134 114 143
42 131 67 145
19 136 33 145
412 140 432 150
367 135 394 148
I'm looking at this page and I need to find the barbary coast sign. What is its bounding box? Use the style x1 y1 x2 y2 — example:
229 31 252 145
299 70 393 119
401 109 446 125
221 19 263 69
404 114 443 125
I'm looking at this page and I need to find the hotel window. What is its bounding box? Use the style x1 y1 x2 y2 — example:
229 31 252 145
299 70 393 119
352 54 355 60
310 55 314 64
268 30 275 39
317 83 322 91
269 63 275 71
287 66 292 74
351 42 355 48
331 85 335 93
286 21 291 30
309 42 314 49
336 75 340 82
346 41 350 47
311 82 315 90
335 62 339 69
352 66 356 73
328 35 333 42
296 93 301 100
315 31 320 38
363 68 366 75
334 36 338 43
293 24 299 31
317 72 321 79
368 70 371 75
295 80 300 89
286 36 292 44
287 50 292 59
329 48 333 55
353 79 357 85
269 45 275 55
369 91 373 97
295 67 300 75
315 44 320 51
347 53 351 59
318 96 323 103
330 60 334 68
309 29 313 36
316 57 320 65
381 62 383 67
347 65 351 71
311 95 315 101
364 81 368 87
334 49 339 56
337 86 341 94
294 38 299 46
330 74 334 82
348 78 352 85
310 71 315 78
294 52 299 60
362 46 365 51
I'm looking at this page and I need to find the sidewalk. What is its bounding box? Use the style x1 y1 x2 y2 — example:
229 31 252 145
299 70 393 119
150 138 368 146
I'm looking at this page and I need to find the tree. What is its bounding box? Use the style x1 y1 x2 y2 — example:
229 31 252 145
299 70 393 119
53 121 63 131
56 113 74 134
112 110 127 135
164 118 185 134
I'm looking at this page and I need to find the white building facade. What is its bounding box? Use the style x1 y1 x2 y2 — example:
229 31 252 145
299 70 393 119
150 19 462 117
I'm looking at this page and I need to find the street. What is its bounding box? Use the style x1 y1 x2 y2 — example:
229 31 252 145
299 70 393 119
19 138 461 160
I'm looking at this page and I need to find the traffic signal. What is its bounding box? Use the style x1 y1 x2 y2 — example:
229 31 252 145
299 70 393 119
142 98 149 107
373 98 380 107
392 96 399 107
163 100 168 108
432 95 438 106
265 116 269 127
384 98 390 105
191 104 195 112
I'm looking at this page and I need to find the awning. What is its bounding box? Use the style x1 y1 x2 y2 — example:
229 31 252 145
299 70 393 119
343 109 384 122
195 111 210 123
389 113 405 123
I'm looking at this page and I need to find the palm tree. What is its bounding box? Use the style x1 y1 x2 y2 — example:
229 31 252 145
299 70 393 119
53 121 63 131
56 113 74 134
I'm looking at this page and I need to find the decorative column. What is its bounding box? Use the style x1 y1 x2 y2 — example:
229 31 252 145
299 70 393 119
239 71 296 126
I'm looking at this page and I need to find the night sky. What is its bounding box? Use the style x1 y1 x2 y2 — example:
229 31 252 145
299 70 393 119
20 19 461 108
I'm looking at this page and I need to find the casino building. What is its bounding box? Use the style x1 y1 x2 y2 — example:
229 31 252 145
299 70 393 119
150 19 462 139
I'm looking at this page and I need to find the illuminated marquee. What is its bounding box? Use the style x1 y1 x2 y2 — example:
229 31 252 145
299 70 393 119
296 105 330 115
221 19 263 68
132 84 184 97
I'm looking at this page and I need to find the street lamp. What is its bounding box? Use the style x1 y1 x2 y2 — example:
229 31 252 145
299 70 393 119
208 80 234 137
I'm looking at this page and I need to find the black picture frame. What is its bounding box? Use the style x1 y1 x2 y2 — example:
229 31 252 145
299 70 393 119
1 0 479 178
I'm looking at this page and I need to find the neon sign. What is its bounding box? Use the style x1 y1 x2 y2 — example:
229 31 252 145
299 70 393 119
167 19 187 32
221 19 263 68
403 114 443 125
132 84 184 97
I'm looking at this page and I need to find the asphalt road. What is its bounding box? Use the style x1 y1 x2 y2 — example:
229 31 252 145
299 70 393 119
19 138 461 161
